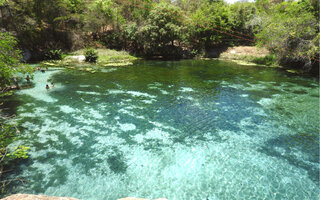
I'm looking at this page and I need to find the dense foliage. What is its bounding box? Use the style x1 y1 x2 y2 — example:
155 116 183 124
45 49 63 60
0 32 32 90
0 31 31 187
0 0 318 68
140 2 185 56
255 0 319 72
0 32 22 87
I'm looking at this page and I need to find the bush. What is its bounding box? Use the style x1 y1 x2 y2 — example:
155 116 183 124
253 54 276 66
84 48 98 63
45 49 62 60
61 53 69 60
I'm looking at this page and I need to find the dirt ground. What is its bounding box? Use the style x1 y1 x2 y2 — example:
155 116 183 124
220 46 270 59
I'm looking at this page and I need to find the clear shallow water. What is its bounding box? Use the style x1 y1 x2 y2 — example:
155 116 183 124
2 60 319 199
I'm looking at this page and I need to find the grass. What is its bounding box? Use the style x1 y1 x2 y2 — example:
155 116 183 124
218 46 280 67
69 48 137 63
230 54 277 66
220 52 278 67
40 48 140 73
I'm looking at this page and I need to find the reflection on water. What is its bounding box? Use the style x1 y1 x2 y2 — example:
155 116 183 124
2 60 319 200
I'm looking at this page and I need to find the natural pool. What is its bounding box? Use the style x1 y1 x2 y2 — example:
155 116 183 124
2 60 319 199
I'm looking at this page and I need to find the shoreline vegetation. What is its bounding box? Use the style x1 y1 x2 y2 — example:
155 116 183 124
0 45 288 93
39 46 309 75
40 48 141 73
1 0 318 73
39 47 267 73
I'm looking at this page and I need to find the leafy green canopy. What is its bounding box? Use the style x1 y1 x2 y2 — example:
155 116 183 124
0 32 30 180
141 2 185 49
0 31 31 120
188 0 257 49
190 1 230 47
255 0 319 70
0 0 318 71
0 32 32 87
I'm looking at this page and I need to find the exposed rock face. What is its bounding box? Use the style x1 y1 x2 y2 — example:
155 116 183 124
1 195 168 200
0 194 79 200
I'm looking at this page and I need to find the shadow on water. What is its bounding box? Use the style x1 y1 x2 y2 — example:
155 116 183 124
1 144 72 197
0 158 32 197
107 150 128 174
0 96 21 116
46 165 68 187
259 132 320 185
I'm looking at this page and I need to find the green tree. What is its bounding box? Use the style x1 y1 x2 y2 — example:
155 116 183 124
85 0 114 29
123 22 145 53
174 0 202 12
140 2 185 56
229 1 257 45
255 0 319 71
0 32 30 187
1 0 86 58
0 32 32 88
189 0 231 50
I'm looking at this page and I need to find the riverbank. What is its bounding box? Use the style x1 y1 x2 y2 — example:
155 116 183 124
40 49 140 73
217 46 317 75
38 46 315 76
218 46 278 67
41 46 273 68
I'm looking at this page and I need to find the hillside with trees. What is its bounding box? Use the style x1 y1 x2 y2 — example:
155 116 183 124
0 0 318 72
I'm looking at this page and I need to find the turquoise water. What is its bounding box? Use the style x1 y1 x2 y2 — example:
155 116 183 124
2 60 319 199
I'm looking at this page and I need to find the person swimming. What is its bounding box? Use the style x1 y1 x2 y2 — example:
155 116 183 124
26 75 30 83
51 82 54 88
46 84 50 90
